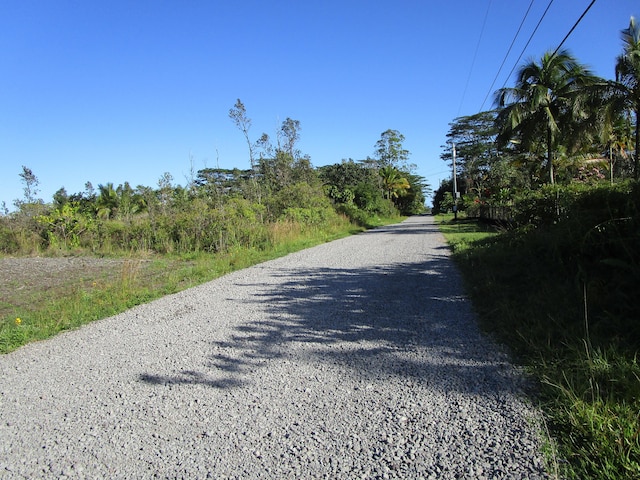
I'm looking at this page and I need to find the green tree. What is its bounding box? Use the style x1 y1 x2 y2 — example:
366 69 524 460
394 172 428 215
37 203 90 249
196 168 251 195
318 159 375 188
593 105 634 183
495 50 597 184
259 118 314 195
229 99 257 170
432 179 458 214
278 117 301 159
67 182 98 216
52 187 69 210
14 166 43 212
318 159 391 218
442 111 499 196
157 172 174 215
228 100 266 202
379 166 410 200
318 159 377 202
611 17 640 179
116 182 144 220
96 183 119 219
374 129 410 169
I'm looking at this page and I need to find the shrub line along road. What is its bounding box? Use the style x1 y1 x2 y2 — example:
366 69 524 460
0 215 548 479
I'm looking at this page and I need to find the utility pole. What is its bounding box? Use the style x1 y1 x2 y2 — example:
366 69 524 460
452 142 459 220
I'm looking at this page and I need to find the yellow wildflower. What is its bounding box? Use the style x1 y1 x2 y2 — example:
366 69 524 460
15 317 22 325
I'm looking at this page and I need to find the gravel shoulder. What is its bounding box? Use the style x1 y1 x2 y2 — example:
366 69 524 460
0 215 549 479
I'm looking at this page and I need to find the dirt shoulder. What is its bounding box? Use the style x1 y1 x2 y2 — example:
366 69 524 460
0 257 142 318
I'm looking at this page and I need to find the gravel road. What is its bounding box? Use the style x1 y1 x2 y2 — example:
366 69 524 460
0 215 549 479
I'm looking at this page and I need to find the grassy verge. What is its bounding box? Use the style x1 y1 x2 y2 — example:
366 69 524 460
435 213 640 480
0 215 402 354
433 212 499 252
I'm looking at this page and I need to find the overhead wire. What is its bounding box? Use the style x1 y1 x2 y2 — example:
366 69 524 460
445 0 600 190
551 0 597 58
496 0 597 98
456 0 493 118
483 0 598 111
499 0 555 91
479 0 536 111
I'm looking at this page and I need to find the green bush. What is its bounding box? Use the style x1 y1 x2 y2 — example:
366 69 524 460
283 206 334 227
0 222 20 254
509 182 638 228
335 203 371 227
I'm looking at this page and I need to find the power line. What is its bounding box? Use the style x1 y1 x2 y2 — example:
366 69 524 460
500 0 555 91
457 0 493 117
496 0 597 99
479 0 536 111
551 0 597 58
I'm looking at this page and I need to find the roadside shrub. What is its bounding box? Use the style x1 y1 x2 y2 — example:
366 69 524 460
335 203 371 227
98 219 129 252
283 206 334 227
353 182 381 212
0 222 20 254
267 182 331 219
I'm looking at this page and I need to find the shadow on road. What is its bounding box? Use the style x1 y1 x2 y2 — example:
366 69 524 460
140 223 516 395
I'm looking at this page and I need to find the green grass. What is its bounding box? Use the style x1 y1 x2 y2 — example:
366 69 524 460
434 213 640 480
0 215 402 354
435 212 500 253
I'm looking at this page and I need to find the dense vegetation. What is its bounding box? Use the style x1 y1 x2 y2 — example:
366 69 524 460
0 102 429 351
434 17 640 215
435 16 640 480
439 183 640 479
0 103 427 257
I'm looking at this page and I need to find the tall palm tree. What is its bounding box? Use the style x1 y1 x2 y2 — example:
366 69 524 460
495 50 597 184
612 16 640 179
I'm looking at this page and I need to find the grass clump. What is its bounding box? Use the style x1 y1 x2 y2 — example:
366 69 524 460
435 183 640 479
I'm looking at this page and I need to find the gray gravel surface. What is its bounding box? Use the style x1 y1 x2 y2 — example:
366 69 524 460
0 215 549 479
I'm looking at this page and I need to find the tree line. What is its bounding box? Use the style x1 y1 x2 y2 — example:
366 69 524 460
433 16 640 217
0 102 428 255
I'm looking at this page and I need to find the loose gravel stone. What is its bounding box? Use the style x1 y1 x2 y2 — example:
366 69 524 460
0 216 549 479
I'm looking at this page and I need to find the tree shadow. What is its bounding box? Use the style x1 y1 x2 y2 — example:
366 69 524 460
140 245 521 396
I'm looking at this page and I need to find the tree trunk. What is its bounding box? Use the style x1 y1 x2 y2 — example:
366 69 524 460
547 127 554 185
635 103 640 180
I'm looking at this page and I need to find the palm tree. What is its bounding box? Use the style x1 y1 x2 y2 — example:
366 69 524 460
96 183 119 219
379 166 410 200
495 50 597 184
590 100 633 183
612 17 640 179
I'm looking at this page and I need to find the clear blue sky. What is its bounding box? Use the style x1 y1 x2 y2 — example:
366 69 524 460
1 0 637 209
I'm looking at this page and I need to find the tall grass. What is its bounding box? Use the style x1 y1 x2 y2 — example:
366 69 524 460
435 183 640 479
0 213 401 354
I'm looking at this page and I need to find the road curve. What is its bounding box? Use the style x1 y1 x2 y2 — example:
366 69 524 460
0 215 548 479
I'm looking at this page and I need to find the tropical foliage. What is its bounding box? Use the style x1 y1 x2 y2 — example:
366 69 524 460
495 50 599 184
1 112 428 255
434 16 640 480
610 16 640 179
435 18 640 215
